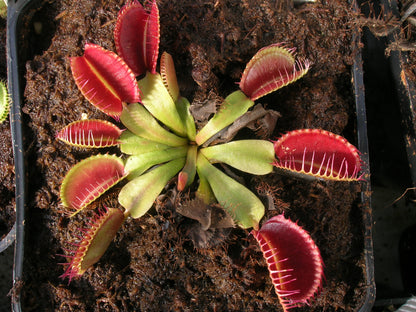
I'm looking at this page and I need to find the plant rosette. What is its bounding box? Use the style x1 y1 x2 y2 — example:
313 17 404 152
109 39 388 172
56 1 363 310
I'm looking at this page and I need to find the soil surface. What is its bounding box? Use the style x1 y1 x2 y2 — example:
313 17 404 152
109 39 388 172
18 0 369 311
0 16 16 240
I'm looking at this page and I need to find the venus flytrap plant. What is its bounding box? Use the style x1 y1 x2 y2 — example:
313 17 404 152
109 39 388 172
0 80 10 124
55 0 363 309
0 1 6 20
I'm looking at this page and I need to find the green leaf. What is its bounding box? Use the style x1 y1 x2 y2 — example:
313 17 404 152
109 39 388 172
195 90 254 145
139 72 187 137
175 97 196 141
125 145 188 179
177 145 197 190
195 172 216 205
121 102 188 147
119 130 171 155
200 140 275 175
119 157 186 219
196 153 264 229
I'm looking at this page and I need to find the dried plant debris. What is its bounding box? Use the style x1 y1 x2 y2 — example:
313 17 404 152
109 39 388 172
359 5 400 37
360 0 416 54
204 104 281 145
177 198 235 231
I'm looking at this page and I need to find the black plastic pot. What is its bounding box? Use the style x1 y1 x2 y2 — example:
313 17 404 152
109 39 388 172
0 224 15 254
6 0 375 310
387 2 416 187
359 0 416 308
389 41 416 308
352 28 376 312
0 0 16 256
386 0 416 304
7 0 34 310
